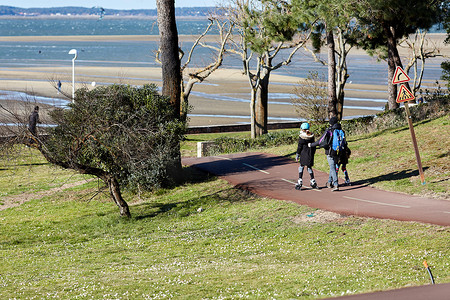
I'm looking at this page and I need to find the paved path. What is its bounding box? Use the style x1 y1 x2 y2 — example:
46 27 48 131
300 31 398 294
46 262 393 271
182 152 450 226
323 282 450 300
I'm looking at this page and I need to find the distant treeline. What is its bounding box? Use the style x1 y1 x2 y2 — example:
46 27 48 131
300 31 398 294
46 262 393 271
0 6 214 17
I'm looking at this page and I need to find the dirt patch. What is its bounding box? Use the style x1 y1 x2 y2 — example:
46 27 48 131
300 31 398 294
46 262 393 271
292 210 346 224
0 178 95 211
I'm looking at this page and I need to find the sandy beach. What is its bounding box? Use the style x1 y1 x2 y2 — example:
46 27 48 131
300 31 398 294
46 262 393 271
0 34 448 127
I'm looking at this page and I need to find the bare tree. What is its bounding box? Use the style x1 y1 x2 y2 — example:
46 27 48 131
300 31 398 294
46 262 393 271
402 29 444 96
292 71 328 123
156 17 234 120
226 0 311 138
299 0 360 121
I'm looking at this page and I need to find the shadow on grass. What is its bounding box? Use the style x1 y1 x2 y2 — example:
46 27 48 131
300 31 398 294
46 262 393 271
0 162 50 170
133 187 248 220
352 167 429 186
133 166 251 220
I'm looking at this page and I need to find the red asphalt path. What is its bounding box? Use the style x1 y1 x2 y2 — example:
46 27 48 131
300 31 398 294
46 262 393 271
182 152 450 226
323 282 450 300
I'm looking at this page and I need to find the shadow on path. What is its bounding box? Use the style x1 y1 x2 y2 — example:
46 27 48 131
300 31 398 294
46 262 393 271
352 167 429 186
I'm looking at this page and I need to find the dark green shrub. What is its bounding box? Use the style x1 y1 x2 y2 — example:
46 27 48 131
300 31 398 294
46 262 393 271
210 129 299 154
42 84 187 216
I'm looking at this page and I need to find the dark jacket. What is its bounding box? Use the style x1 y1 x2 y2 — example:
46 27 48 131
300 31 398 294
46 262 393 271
337 146 351 165
28 110 40 135
296 130 316 166
310 123 341 157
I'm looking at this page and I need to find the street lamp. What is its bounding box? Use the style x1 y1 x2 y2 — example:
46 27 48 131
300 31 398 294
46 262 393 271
68 49 77 101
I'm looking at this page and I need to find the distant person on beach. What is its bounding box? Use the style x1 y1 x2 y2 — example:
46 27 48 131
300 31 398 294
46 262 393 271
28 106 40 136
295 122 318 190
309 116 344 191
57 80 62 94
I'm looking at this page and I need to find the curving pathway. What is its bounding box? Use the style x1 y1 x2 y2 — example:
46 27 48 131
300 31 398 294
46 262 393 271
182 152 450 226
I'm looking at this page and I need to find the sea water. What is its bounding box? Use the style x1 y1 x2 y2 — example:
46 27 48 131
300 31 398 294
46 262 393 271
0 17 446 119
0 18 445 85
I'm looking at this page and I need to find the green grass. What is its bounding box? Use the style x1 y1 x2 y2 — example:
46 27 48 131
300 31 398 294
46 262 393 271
0 116 449 299
1 172 448 299
0 145 90 203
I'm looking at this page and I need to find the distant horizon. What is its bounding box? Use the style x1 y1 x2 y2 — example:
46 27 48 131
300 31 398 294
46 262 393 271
0 0 212 10
0 4 214 10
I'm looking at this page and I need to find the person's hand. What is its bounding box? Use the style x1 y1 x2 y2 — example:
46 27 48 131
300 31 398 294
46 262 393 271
295 154 299 162
308 143 311 148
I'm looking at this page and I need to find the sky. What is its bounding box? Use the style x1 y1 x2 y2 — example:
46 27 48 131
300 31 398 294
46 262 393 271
1 0 212 10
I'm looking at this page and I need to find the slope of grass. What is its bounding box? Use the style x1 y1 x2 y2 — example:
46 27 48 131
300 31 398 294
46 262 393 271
1 116 449 299
0 145 90 204
0 169 448 299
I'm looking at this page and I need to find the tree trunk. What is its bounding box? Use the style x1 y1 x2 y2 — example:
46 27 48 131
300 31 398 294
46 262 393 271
250 88 257 139
384 24 399 110
106 176 131 218
327 30 338 119
255 70 270 137
335 29 349 121
156 0 183 184
156 0 181 116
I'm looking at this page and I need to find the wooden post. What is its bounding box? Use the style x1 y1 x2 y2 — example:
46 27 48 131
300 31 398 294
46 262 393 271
403 102 426 185
393 67 426 185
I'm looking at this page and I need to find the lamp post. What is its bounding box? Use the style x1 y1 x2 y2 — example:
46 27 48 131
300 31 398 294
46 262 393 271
68 49 77 101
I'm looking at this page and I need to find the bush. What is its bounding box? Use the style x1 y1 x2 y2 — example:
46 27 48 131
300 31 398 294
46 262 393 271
208 129 299 155
341 96 449 136
42 84 187 216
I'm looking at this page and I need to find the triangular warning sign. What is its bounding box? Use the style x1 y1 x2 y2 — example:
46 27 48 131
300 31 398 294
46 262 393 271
393 66 411 84
396 84 415 103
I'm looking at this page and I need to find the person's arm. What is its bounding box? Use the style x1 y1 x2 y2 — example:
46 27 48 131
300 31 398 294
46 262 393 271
309 131 327 148
296 139 302 161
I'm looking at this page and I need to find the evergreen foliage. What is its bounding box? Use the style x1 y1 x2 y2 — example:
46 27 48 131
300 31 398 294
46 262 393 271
46 84 187 191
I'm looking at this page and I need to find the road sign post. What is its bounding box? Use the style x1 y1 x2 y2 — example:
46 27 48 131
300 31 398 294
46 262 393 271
394 67 426 185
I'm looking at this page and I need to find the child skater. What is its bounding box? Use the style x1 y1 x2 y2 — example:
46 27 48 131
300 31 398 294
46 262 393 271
295 122 318 190
336 146 351 185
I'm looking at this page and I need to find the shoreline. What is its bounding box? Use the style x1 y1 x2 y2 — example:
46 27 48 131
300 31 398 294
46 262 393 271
0 15 208 20
0 64 435 126
0 33 447 48
0 33 447 127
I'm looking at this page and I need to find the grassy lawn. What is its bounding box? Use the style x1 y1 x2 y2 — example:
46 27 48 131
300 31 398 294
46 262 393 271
0 145 90 204
0 117 449 299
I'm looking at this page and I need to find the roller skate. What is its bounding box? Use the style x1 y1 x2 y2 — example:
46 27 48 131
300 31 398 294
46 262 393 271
295 179 302 190
310 178 319 189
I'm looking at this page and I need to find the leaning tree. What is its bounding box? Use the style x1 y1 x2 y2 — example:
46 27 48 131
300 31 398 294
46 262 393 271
35 84 187 217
